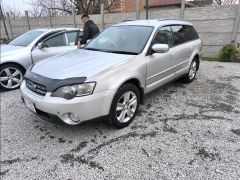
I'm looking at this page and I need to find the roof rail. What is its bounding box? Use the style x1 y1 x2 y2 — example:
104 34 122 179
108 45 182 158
157 18 181 21
121 20 134 22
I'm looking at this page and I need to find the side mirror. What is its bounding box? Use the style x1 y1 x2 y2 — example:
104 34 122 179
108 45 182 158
37 42 43 50
152 44 169 53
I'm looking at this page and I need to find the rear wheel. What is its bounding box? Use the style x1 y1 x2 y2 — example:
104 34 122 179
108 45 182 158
183 58 198 83
109 83 140 129
0 64 25 91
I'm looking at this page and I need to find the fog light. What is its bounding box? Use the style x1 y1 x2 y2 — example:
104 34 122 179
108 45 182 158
69 113 81 122
62 113 81 124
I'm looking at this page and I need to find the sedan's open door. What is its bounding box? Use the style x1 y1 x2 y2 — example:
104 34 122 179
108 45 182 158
31 31 77 63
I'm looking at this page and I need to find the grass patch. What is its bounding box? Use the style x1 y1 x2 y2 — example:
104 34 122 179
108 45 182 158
201 56 220 62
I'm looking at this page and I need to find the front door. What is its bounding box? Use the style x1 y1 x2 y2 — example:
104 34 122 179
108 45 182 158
145 26 175 91
31 32 76 63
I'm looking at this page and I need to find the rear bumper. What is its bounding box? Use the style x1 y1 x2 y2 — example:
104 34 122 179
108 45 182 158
20 80 115 125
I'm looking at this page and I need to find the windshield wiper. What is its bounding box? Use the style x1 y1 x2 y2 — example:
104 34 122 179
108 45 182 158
84 47 102 51
107 50 138 55
84 48 138 55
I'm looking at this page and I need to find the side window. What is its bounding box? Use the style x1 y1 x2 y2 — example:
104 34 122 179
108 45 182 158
152 26 173 47
171 25 199 46
171 25 185 46
182 25 199 41
66 31 78 46
43 33 66 47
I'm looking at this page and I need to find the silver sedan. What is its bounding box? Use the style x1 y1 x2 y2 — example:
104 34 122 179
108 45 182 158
0 28 82 90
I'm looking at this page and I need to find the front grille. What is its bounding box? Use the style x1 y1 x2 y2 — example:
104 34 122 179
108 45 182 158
25 79 47 96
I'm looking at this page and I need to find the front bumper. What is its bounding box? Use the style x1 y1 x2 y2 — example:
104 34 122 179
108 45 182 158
20 80 114 125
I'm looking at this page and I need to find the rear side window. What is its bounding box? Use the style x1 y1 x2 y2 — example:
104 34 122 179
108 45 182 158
171 25 199 46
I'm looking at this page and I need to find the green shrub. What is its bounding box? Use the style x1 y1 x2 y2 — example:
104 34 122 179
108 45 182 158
219 44 239 62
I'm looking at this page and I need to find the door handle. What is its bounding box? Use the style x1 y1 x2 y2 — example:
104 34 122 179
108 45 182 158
170 52 175 57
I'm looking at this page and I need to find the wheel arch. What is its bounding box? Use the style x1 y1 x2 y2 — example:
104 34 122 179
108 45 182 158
189 51 200 71
117 78 144 104
0 62 27 73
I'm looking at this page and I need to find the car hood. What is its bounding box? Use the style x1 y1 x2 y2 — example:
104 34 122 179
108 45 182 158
0 44 27 58
1 44 26 52
31 49 135 79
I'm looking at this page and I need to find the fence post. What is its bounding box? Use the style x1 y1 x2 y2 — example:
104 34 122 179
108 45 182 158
145 0 149 19
180 0 185 19
25 10 31 30
48 8 53 28
6 12 13 38
100 4 104 31
232 3 240 45
0 4 9 41
72 7 76 28
136 0 140 20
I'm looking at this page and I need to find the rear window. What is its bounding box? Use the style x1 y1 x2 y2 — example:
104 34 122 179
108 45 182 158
171 25 199 46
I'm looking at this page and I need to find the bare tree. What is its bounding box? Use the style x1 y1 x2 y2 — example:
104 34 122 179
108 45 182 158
29 0 117 17
213 0 239 5
2 6 21 19
73 0 117 14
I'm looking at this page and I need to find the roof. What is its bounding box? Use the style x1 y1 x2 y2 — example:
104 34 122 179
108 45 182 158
30 28 82 32
115 19 192 27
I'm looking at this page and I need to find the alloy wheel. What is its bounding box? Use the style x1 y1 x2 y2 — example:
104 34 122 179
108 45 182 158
0 67 23 89
116 91 138 123
189 61 197 80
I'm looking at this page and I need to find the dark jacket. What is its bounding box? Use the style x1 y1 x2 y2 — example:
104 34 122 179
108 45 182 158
80 20 100 44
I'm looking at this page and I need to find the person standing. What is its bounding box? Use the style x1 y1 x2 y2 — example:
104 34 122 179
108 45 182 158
78 14 100 48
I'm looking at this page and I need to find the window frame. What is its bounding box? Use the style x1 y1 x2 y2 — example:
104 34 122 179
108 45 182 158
146 25 173 56
170 24 199 47
65 30 80 46
42 31 68 48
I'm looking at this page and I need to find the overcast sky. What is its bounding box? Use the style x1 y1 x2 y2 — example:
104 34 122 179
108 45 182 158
1 0 32 13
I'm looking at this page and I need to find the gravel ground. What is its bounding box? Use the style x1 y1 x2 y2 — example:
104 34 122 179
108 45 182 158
0 61 240 180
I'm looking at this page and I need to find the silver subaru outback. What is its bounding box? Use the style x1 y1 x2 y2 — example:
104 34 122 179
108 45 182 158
20 19 202 128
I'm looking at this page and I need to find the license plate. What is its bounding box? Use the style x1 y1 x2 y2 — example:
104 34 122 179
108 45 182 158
24 97 36 113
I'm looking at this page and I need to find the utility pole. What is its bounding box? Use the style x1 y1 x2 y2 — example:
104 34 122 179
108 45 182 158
136 0 140 20
145 0 149 19
180 0 186 19
232 0 240 45
0 4 9 40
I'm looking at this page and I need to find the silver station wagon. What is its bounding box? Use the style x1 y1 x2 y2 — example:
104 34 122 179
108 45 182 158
20 19 202 128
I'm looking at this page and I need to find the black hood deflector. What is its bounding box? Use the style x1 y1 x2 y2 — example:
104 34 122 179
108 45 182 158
24 70 87 92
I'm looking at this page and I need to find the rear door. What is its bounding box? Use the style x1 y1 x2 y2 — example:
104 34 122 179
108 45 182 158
31 31 77 63
170 25 193 74
146 26 176 90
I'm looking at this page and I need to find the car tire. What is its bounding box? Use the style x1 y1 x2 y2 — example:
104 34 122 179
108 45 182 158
182 58 198 83
109 83 140 129
0 64 25 91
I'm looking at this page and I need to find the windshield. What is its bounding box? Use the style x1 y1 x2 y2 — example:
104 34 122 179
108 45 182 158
8 30 44 46
85 26 154 54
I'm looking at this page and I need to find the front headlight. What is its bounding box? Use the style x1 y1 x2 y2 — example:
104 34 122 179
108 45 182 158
51 82 96 100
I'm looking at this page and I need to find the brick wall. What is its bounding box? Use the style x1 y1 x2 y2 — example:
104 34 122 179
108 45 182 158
109 0 162 13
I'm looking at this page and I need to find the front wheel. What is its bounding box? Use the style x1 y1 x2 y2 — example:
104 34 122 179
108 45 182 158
0 64 25 91
109 83 140 129
182 59 198 83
